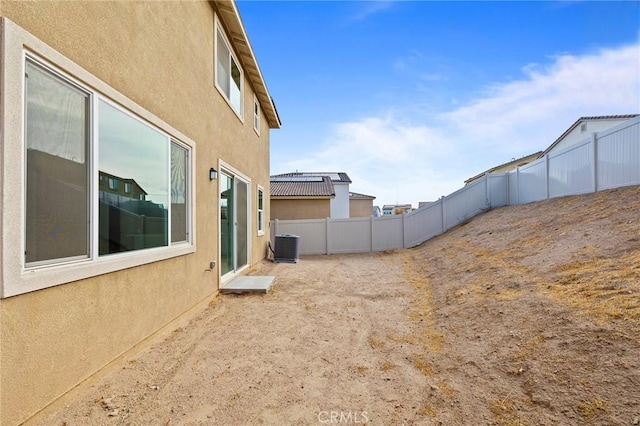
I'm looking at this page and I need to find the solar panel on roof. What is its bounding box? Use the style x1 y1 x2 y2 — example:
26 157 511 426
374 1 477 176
271 176 324 182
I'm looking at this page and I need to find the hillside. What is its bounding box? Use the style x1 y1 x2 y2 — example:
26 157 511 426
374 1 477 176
30 185 639 426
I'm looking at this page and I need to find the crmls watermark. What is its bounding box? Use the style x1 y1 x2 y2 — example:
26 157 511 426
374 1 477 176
317 410 369 424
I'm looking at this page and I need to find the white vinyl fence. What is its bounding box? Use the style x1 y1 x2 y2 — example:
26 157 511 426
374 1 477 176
271 117 640 255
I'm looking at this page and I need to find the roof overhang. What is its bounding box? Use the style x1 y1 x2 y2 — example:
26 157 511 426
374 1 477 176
213 0 281 129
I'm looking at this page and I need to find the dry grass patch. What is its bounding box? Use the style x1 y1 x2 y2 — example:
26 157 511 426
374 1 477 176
490 396 529 426
577 398 609 419
368 336 385 349
410 355 436 377
380 361 395 371
544 250 640 323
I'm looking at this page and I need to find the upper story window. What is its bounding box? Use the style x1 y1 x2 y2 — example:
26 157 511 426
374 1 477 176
1 17 197 297
215 19 243 118
257 186 265 235
253 95 261 135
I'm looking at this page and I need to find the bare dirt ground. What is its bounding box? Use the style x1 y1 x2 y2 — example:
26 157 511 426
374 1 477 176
30 185 640 426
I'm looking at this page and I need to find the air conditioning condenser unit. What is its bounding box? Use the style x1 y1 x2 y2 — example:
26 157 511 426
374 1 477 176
274 234 300 263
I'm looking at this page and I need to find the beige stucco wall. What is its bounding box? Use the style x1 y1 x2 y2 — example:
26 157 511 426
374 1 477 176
0 2 272 424
349 199 374 218
271 199 331 220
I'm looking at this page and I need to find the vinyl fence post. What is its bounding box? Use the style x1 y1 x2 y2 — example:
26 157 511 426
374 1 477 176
516 167 520 205
325 217 330 255
591 132 598 193
440 196 446 232
485 172 490 208
402 213 406 249
545 154 550 199
370 215 374 253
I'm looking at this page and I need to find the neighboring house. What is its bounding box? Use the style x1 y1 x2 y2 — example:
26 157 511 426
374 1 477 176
539 115 639 157
372 205 383 217
0 2 280 425
382 204 413 215
464 152 543 185
99 171 148 201
270 172 356 220
349 192 376 218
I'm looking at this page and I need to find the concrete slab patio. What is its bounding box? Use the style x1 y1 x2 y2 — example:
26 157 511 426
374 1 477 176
220 275 275 294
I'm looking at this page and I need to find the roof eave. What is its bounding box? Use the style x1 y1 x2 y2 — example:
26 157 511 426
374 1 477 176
214 0 281 129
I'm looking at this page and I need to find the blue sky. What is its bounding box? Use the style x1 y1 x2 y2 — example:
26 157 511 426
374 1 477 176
236 1 640 207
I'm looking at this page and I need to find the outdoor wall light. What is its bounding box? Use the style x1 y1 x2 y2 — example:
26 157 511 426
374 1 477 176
209 167 218 180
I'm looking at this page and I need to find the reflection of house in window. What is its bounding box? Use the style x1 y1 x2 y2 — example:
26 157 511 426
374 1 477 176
99 171 146 201
98 171 167 254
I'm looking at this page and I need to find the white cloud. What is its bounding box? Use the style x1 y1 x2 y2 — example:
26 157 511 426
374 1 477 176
277 42 640 207
349 1 396 21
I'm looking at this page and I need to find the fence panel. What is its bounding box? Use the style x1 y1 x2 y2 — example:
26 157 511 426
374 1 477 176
443 179 487 230
597 119 640 190
404 200 443 248
271 219 327 255
269 117 639 257
518 157 547 204
507 170 518 205
548 139 593 198
372 215 404 251
328 217 371 254
488 174 508 207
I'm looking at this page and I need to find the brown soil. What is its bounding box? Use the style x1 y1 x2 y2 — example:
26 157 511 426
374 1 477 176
29 185 640 426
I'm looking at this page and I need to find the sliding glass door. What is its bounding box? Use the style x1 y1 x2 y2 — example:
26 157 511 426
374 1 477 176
220 170 249 278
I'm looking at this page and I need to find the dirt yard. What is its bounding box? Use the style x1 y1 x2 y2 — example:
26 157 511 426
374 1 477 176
30 185 640 426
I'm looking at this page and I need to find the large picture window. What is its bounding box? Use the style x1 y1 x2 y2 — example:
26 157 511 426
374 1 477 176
215 23 243 117
2 21 195 297
23 57 193 268
98 100 169 255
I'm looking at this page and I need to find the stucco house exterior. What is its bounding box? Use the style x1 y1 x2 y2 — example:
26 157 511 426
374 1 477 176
382 204 413 215
270 172 370 220
539 115 639 157
464 152 543 185
0 1 280 424
349 192 377 218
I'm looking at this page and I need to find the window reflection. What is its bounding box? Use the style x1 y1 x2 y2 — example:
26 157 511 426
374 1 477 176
98 101 168 254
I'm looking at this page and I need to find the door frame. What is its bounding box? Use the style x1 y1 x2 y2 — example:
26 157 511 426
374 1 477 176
218 160 251 286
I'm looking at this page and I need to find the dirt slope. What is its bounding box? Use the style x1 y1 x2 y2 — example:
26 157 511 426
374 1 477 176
29 185 640 426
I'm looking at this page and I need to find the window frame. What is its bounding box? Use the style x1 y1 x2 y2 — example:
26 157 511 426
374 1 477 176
1 19 196 298
257 185 265 236
214 15 244 120
253 95 261 136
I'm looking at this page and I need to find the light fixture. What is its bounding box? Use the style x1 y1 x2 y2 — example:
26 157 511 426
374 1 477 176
209 167 218 180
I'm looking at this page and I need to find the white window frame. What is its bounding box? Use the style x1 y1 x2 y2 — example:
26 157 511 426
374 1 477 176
1 18 196 298
214 15 244 120
253 95 261 136
257 185 265 236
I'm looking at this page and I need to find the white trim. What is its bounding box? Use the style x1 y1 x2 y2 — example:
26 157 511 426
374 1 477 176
253 94 261 136
257 185 265 236
1 18 196 298
217 160 252 285
214 13 244 122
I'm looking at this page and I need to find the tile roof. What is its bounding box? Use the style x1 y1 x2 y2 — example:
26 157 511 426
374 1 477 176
349 192 375 200
465 152 543 184
271 171 352 184
270 175 335 197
